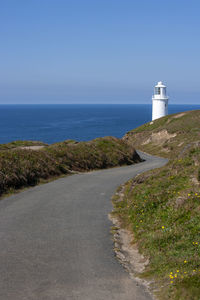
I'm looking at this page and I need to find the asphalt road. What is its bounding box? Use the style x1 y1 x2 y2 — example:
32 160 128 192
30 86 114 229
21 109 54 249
0 152 167 300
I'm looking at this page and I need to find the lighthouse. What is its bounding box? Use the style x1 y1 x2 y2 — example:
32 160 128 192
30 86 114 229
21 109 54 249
152 81 169 120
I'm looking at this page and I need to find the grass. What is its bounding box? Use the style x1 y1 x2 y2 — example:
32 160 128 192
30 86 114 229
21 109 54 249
0 140 47 150
0 136 141 198
112 110 200 300
123 110 200 159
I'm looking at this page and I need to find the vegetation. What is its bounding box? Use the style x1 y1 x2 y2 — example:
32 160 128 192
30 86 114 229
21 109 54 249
0 136 141 197
0 140 47 150
1 110 199 299
123 110 200 159
112 110 200 300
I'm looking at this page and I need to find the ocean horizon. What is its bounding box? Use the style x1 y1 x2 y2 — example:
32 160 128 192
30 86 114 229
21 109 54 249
0 104 199 144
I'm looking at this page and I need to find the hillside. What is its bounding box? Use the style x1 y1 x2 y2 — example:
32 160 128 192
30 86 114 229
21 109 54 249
0 137 141 198
123 110 200 159
112 110 200 300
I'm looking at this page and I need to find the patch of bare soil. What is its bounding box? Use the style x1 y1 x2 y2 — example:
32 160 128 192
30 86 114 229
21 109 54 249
142 130 176 145
172 112 186 119
109 184 157 299
18 146 45 150
110 215 149 273
109 213 156 299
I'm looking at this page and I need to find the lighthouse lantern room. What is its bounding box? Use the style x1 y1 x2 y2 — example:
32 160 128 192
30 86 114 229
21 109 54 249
152 81 169 120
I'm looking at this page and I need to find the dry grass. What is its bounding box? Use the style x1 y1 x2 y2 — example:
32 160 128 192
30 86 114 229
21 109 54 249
0 136 141 197
123 110 200 159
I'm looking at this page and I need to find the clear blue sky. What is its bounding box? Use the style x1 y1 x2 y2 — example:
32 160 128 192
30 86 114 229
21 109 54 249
0 0 200 104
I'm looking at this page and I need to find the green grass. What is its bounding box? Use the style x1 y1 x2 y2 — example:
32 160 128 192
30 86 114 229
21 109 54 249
112 110 200 300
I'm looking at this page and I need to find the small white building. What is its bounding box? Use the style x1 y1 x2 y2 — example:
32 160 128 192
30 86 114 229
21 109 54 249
152 81 169 121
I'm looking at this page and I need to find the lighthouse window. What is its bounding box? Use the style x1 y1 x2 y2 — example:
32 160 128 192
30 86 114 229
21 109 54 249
155 87 161 95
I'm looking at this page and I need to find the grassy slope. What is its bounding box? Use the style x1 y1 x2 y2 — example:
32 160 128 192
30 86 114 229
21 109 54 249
0 140 47 150
112 110 200 300
123 109 200 159
0 137 141 198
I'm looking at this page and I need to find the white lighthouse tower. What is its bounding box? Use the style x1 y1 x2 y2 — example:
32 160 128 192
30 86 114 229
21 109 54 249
152 81 169 120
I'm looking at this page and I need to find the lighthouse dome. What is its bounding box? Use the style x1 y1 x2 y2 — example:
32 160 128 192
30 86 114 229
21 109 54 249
155 81 166 88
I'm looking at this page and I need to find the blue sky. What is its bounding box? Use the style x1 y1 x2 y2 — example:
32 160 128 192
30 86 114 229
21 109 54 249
0 0 200 104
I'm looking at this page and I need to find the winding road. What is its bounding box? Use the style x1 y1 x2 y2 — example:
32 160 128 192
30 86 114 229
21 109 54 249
0 152 167 300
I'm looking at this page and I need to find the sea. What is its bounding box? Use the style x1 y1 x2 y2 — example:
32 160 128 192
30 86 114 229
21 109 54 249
0 104 199 144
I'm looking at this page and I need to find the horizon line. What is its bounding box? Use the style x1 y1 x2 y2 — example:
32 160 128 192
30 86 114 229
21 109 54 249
0 103 199 106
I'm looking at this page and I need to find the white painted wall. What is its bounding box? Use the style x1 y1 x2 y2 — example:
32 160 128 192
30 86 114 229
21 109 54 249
152 99 168 120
